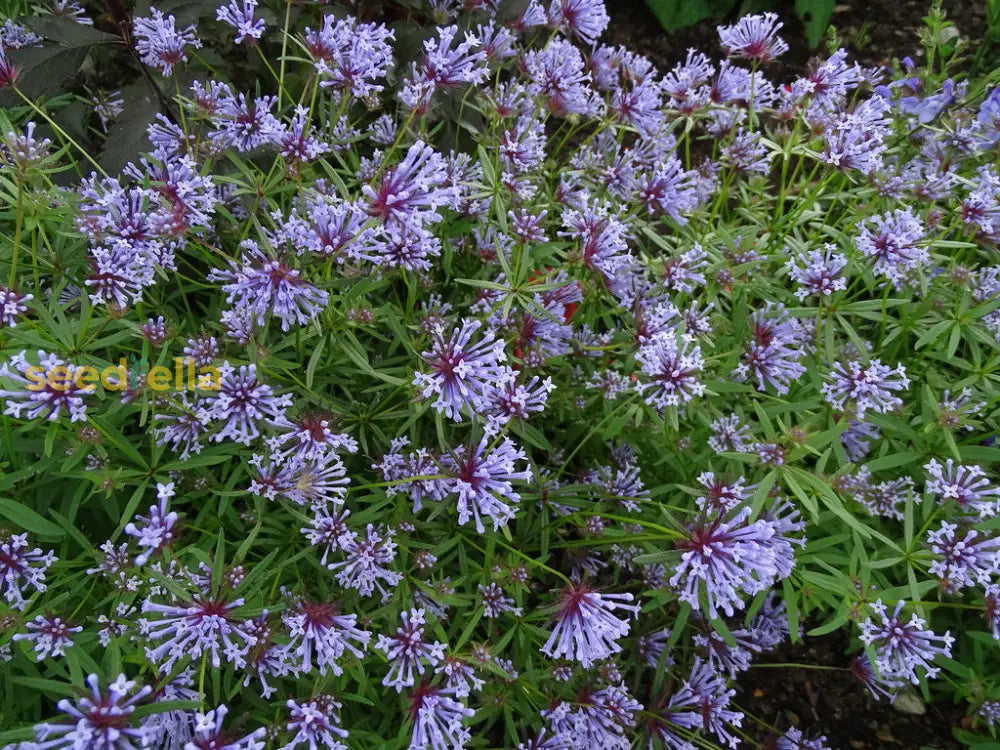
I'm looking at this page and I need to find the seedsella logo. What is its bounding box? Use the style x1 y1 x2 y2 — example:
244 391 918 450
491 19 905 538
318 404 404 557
23 355 222 393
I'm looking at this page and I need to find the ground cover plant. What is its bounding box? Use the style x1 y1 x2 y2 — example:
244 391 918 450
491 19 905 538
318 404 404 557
0 0 998 748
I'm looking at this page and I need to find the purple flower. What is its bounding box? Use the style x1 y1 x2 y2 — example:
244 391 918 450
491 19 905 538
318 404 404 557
281 599 371 675
285 196 370 261
141 316 167 346
305 17 394 101
663 49 715 107
840 466 913 520
154 392 210 459
979 700 1000 726
925 458 1000 518
362 226 443 272
29 674 153 750
485 373 554 427
300 506 352 565
786 244 848 299
723 128 773 174
595 461 649 512
375 608 447 692
751 591 794 650
936 388 985 433
635 334 706 409
671 507 795 618
859 599 954 684
276 106 329 166
216 0 264 45
662 245 708 293
84 239 159 307
13 614 82 660
822 359 909 418
898 78 960 123
517 729 572 750
0 350 92 422
777 727 831 750
183 335 219 367
560 201 634 280
476 21 516 61
610 77 664 137
51 0 93 25
250 450 349 507
435 656 484 697
0 45 19 87
3 120 52 168
413 319 508 421
209 89 281 152
820 95 892 175
638 628 674 668
735 306 808 395
694 628 762 677
855 207 927 286
238 614 296 700
977 87 1000 147
540 585 639 667
543 684 641 746
695 472 754 512
638 155 699 223
648 658 744 750
547 0 609 45
850 651 898 700
709 414 753 454
802 49 863 106
509 208 548 243
140 586 256 673
707 61 776 107
210 242 327 331
220 308 254 344
375 437 447 513
0 286 31 327
281 697 348 750
87 542 138 593
439 437 531 532
198 363 292 445
479 582 523 618
327 524 403 600
363 141 453 228
927 521 1000 593
418 25 489 88
408 684 475 750
961 167 1000 243
523 40 599 117
840 419 880 461
0 532 56 610
515 1 547 30
134 9 201 76
499 115 547 174
718 12 788 63
186 704 266 750
0 20 42 48
124 485 179 566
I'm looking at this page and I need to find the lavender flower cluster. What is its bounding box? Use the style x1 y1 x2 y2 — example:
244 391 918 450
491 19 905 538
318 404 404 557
0 0 999 747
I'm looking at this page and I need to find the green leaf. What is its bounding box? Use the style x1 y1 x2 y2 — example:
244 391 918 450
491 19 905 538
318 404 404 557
643 0 734 30
0 497 65 538
306 334 326 389
10 676 77 697
795 0 835 47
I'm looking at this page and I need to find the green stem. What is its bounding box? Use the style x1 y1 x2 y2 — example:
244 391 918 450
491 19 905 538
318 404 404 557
278 0 292 109
13 87 107 176
10 182 23 287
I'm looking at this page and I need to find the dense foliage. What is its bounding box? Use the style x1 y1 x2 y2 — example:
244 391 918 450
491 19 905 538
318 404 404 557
0 1 999 749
